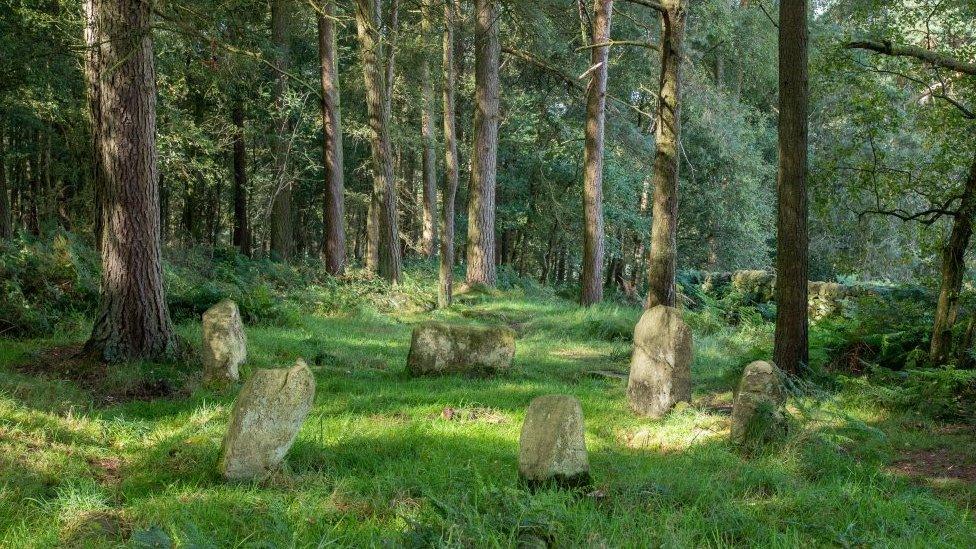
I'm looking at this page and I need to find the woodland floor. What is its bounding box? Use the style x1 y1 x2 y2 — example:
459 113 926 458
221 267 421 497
1 283 975 547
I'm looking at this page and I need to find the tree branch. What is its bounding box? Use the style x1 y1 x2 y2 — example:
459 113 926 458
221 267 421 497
617 0 665 14
846 39 976 76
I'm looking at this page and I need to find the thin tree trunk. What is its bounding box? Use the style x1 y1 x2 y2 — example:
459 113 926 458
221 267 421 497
439 0 460 308
0 123 10 240
269 0 294 260
85 0 176 362
232 101 249 256
384 0 400 120
930 155 976 364
466 0 500 286
355 0 402 283
419 0 439 258
772 0 809 375
645 0 686 309
581 0 613 306
318 0 346 276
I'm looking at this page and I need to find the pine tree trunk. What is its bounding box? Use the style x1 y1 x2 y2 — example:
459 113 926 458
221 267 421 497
439 0 460 308
645 0 686 309
231 101 249 256
772 0 810 375
419 0 439 259
85 0 176 362
0 123 10 240
269 0 294 261
466 0 500 286
930 155 976 364
318 1 346 276
83 0 106 249
355 0 402 283
581 0 613 306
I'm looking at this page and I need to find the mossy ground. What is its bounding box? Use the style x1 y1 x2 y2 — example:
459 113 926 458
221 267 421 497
1 270 975 547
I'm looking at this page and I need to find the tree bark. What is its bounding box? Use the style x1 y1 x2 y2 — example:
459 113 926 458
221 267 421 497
645 0 686 309
231 101 249 256
0 123 10 240
83 0 106 249
355 0 402 283
930 155 976 364
85 0 176 362
581 0 613 306
466 0 501 286
419 0 439 258
439 0 460 308
318 1 346 276
269 0 293 261
772 0 809 375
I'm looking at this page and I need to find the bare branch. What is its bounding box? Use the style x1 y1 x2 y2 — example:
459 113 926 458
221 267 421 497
846 39 976 76
617 0 665 14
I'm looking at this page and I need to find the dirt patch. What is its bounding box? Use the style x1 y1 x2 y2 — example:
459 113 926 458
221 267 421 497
437 406 508 424
888 449 976 483
12 345 178 405
88 456 123 486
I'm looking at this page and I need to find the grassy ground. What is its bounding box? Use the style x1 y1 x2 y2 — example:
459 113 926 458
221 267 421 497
1 276 975 547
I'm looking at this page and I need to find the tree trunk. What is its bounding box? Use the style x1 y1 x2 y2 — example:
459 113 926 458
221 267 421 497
466 0 500 286
645 0 686 309
232 101 250 256
930 155 976 364
269 0 293 261
439 0 460 308
419 0 439 258
772 0 809 375
580 0 613 306
355 0 402 283
83 0 106 249
318 1 346 276
85 0 176 362
0 123 10 240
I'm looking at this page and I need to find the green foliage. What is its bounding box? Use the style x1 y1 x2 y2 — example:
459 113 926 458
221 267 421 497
842 366 976 421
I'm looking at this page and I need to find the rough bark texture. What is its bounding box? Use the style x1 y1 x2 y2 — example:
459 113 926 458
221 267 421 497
355 0 402 283
318 1 346 276
466 0 501 286
85 0 176 362
83 0 106 248
0 125 10 240
439 0 460 308
269 0 293 261
645 0 686 309
930 155 976 364
581 0 613 306
772 0 809 375
231 101 249 256
419 0 439 258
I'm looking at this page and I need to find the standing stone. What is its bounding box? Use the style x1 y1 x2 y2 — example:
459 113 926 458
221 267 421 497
731 360 787 443
202 299 247 383
407 322 516 376
627 305 693 417
219 360 316 480
518 395 590 488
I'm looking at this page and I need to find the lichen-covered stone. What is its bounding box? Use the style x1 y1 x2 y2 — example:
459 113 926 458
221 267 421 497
518 395 590 488
202 299 246 383
808 281 851 320
732 270 776 303
219 360 315 480
627 306 693 418
731 360 786 443
406 322 516 376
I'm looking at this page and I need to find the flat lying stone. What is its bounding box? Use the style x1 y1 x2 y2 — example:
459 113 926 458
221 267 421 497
219 360 315 480
202 299 247 383
731 360 787 444
406 322 516 376
518 394 590 488
627 306 693 418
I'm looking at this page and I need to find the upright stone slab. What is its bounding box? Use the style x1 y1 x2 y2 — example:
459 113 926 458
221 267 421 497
518 395 590 488
219 360 315 480
407 322 516 376
202 299 247 383
731 360 786 443
627 305 693 417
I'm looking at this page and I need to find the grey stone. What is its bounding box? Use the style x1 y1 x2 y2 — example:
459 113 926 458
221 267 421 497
219 360 315 480
518 394 590 488
627 306 694 417
406 322 516 376
731 360 787 443
202 299 247 383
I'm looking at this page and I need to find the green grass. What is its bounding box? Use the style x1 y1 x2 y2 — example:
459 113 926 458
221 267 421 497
1 274 975 547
